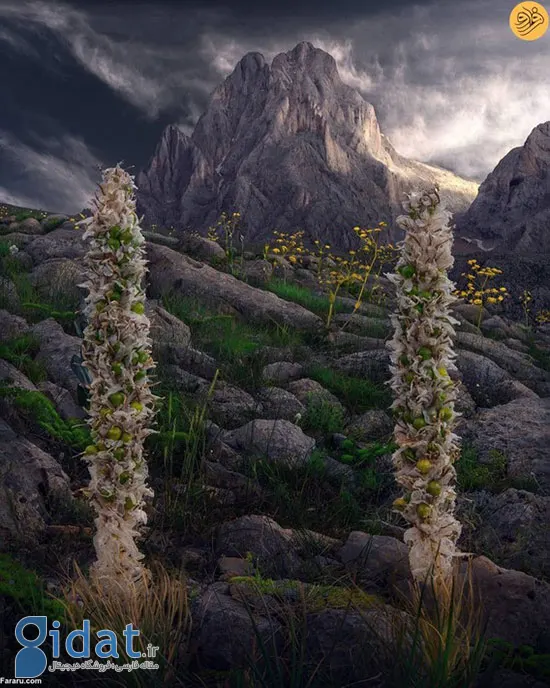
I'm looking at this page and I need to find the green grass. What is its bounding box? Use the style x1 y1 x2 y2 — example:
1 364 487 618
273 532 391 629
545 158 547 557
483 639 550 683
12 208 46 222
0 334 48 384
241 452 393 543
301 395 345 434
0 253 79 330
266 278 345 318
42 215 66 232
527 340 550 372
161 291 307 389
307 364 392 413
0 240 14 258
146 374 229 535
456 445 539 493
0 386 91 450
0 553 67 619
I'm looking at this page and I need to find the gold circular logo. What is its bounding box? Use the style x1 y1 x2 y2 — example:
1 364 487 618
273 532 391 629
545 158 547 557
510 2 548 40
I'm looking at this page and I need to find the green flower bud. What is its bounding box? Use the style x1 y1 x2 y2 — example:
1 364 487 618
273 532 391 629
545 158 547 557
416 459 432 474
417 503 432 520
440 407 453 421
412 417 426 430
109 392 125 407
418 347 432 360
107 426 122 441
399 265 416 279
393 497 407 510
427 481 442 497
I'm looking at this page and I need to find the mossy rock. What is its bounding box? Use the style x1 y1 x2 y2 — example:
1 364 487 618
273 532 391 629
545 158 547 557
228 576 379 613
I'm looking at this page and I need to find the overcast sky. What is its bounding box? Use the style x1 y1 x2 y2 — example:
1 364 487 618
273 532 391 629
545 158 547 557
0 0 548 214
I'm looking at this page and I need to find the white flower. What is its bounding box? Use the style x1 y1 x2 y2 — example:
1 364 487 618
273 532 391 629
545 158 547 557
387 187 462 588
80 163 158 592
8 244 19 255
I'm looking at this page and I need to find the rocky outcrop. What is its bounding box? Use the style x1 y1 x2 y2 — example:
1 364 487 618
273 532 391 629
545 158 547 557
462 396 550 491
145 242 324 332
456 122 550 256
0 418 72 548
137 42 477 248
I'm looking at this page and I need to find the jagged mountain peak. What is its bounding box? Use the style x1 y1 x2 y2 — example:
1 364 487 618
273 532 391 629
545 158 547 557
272 41 339 80
137 42 478 247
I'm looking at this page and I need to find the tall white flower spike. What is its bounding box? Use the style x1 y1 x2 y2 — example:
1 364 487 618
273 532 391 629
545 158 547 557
78 164 158 592
386 188 462 588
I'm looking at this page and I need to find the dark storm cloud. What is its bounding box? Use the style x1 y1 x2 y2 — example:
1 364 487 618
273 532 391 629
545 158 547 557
0 0 549 212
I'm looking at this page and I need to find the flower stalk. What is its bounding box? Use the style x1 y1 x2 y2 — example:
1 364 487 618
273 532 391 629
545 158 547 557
78 163 158 592
386 188 462 589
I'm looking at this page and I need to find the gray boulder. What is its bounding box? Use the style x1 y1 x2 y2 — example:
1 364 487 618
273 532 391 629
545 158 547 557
18 217 43 235
456 331 550 396
146 243 323 332
30 258 85 308
194 582 282 670
261 361 304 384
25 228 87 264
255 386 305 421
456 350 539 407
31 319 82 399
463 397 550 491
216 515 302 578
337 532 411 587
223 419 315 467
0 360 38 391
0 419 72 548
0 310 30 344
345 410 393 442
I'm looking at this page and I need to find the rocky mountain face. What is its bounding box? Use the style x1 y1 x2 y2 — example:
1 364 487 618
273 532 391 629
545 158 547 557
451 121 550 314
137 42 478 248
455 121 550 256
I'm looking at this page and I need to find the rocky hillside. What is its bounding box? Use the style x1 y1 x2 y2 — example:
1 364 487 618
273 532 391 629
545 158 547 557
136 42 478 248
452 121 550 316
455 121 550 257
1 204 550 687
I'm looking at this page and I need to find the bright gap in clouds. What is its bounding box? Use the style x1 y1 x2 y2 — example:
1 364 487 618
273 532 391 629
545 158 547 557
0 130 103 213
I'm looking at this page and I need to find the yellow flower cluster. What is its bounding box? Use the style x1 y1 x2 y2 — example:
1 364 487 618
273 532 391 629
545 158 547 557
260 220 397 327
317 222 397 327
266 230 306 264
536 309 550 324
455 259 508 327
207 211 241 247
